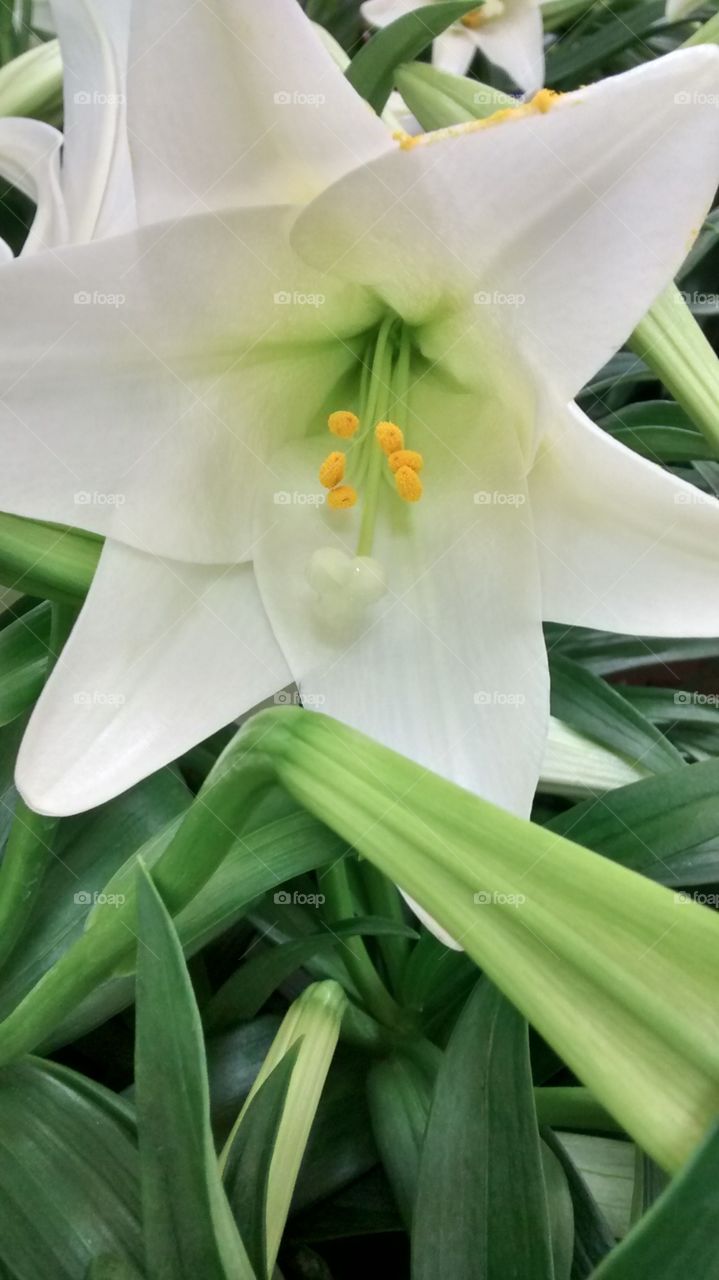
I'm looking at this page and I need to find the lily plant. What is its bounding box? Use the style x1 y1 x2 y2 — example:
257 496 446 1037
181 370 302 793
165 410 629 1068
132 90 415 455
0 0 719 826
361 0 545 87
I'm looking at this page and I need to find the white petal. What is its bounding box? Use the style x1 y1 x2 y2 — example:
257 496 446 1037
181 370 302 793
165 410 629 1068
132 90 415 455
127 0 393 222
530 401 719 636
0 205 377 562
16 541 291 815
293 48 719 400
432 29 477 76
0 118 67 253
467 0 544 91
253 375 549 810
361 0 426 26
52 0 136 240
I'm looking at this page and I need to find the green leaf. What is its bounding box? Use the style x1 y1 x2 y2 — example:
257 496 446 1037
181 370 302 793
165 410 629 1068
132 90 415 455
597 401 711 462
556 1135 635 1241
549 655 684 774
394 61 514 130
86 1258 145 1280
0 1056 142 1279
545 759 719 886
238 707 719 1173
205 916 417 1032
413 980 555 1279
134 863 254 1280
219 982 346 1277
541 1129 614 1278
546 1 665 85
593 1123 719 1278
223 1045 299 1280
0 514 99 605
345 1 480 113
541 1141 574 1280
0 600 50 726
367 1052 433 1229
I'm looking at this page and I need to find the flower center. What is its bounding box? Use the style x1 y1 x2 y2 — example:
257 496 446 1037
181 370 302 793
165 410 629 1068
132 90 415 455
308 318 424 618
461 1 505 29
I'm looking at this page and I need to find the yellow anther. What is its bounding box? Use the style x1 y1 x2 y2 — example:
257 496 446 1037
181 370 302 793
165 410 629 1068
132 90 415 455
375 421 404 455
328 485 358 510
395 466 423 503
462 1 504 28
396 89 564 151
388 449 424 474
319 451 346 489
531 88 558 115
328 410 359 439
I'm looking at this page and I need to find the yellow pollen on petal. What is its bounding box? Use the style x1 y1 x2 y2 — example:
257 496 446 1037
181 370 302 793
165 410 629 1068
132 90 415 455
388 449 423 474
327 485 357 510
375 421 404 455
396 89 564 151
328 410 360 439
462 1 504 29
319 451 345 489
395 466 423 503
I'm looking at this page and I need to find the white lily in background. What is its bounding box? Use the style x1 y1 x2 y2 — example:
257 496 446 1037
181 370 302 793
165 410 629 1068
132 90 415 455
0 0 718 823
0 0 133 258
665 0 703 20
361 0 545 88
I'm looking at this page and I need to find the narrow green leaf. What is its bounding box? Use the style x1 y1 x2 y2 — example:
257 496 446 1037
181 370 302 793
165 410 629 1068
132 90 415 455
367 1053 433 1229
346 1 480 113
541 1141 574 1280
0 1056 142 1279
220 982 345 1277
86 1257 145 1280
394 60 513 129
134 863 254 1280
205 916 417 1032
594 1124 719 1277
549 655 684 774
541 1129 614 1278
223 1045 299 1280
546 759 719 885
0 600 50 726
0 514 99 604
413 980 555 1279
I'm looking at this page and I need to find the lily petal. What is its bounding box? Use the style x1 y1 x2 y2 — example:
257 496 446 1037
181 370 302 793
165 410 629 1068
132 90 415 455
432 29 477 76
465 0 544 91
127 0 393 222
530 401 719 636
665 0 701 19
16 540 291 816
0 117 67 252
0 205 377 562
52 0 135 240
253 377 549 811
292 49 719 399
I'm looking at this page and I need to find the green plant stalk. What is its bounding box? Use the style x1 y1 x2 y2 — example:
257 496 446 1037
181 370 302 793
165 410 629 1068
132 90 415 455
220 981 346 1274
236 709 719 1174
395 67 719 456
356 859 412 992
534 1087 623 1135
320 858 404 1027
0 601 78 972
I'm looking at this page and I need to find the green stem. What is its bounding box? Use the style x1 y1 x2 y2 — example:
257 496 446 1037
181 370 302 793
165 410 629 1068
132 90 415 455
0 601 78 972
356 859 412 993
356 316 396 558
320 858 406 1029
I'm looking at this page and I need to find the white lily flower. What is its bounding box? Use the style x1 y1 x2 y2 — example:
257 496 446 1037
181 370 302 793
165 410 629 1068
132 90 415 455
0 0 718 824
361 0 545 89
0 0 134 256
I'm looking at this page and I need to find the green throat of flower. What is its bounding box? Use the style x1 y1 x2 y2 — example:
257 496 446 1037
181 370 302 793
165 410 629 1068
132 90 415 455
307 318 424 618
